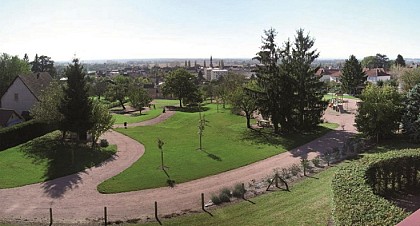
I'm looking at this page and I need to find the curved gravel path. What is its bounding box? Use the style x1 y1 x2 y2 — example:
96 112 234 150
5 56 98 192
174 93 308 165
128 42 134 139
0 100 358 224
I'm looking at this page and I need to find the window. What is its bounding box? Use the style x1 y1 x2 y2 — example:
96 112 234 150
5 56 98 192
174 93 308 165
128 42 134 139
14 93 19 101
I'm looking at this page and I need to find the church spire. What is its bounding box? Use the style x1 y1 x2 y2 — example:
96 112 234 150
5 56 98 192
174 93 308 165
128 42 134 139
210 55 213 68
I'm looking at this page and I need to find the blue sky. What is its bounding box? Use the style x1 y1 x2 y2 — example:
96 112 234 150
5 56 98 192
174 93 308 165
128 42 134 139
0 0 419 61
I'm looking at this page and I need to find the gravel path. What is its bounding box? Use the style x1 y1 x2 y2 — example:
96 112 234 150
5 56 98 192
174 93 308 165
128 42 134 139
0 100 358 224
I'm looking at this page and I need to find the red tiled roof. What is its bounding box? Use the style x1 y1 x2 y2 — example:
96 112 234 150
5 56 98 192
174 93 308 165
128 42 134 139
363 68 390 77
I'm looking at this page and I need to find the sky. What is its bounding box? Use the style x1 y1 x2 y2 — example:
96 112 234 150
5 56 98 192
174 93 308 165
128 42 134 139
0 0 419 61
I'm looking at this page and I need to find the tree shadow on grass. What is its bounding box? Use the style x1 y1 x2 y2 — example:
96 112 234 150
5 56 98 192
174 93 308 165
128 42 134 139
167 105 210 113
200 150 222 161
20 132 116 198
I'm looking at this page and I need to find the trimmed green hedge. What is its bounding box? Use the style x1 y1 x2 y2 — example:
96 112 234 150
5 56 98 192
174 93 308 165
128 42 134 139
332 150 420 225
0 120 58 151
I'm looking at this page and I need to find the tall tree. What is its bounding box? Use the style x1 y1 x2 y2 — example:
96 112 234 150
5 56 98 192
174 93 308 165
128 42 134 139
395 54 406 67
89 100 115 147
31 80 64 123
161 68 199 107
30 54 57 77
128 81 152 114
0 53 30 95
340 55 366 95
355 84 403 142
290 29 326 130
229 81 258 128
105 75 130 110
361 55 376 69
400 68 420 93
23 53 29 63
59 59 93 140
216 72 244 108
402 84 420 142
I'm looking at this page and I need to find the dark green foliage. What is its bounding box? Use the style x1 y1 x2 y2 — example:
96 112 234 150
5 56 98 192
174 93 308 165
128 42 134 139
210 194 222 205
30 54 57 78
402 84 420 142
0 120 57 151
232 183 246 198
395 54 406 67
340 55 366 95
311 156 321 167
355 84 403 142
218 192 231 203
0 53 30 95
99 139 109 147
252 28 326 133
361 54 391 70
59 59 93 140
331 150 418 225
220 187 232 198
105 75 130 110
161 68 200 107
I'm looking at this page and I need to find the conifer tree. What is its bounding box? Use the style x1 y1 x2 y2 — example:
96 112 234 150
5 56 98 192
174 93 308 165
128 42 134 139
402 84 420 142
59 58 93 140
341 55 366 95
395 54 406 67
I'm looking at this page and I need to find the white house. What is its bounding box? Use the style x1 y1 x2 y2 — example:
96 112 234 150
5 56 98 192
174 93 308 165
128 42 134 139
0 72 52 116
364 68 391 84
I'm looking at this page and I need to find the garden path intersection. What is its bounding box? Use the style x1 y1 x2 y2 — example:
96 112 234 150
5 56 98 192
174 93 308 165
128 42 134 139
0 100 358 224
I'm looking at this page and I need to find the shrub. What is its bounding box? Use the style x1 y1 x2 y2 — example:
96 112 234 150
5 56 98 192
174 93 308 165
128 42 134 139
100 139 109 147
289 163 302 176
210 194 222 205
218 192 231 203
232 183 246 198
301 157 310 176
0 120 57 151
220 187 232 198
280 167 291 180
312 156 321 167
331 150 419 225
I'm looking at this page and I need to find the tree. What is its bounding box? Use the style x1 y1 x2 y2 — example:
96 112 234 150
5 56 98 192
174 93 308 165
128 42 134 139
375 53 390 70
161 68 199 108
0 53 30 95
230 81 258 128
202 81 217 103
89 100 115 147
399 68 420 92
402 84 420 142
361 55 376 69
395 54 406 67
197 109 209 150
157 138 165 170
188 60 191 68
216 72 244 108
105 75 130 110
340 55 366 95
31 80 64 123
30 54 57 77
355 84 403 142
128 82 152 114
59 58 94 141
92 77 108 100
23 53 29 63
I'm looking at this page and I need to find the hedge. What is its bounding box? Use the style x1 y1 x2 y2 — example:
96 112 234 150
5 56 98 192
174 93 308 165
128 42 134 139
331 150 420 226
0 120 58 151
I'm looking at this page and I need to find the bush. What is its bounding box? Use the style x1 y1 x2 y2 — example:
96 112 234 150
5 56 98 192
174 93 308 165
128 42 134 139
232 183 246 198
331 150 419 225
210 194 222 205
220 187 232 198
100 139 109 147
301 157 310 176
280 167 291 180
218 192 231 203
0 120 58 151
312 156 321 167
289 163 302 176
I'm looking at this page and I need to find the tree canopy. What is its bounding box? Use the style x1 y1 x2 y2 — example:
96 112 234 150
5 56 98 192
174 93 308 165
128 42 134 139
161 68 199 107
402 84 420 142
30 54 57 78
395 54 406 67
399 68 420 93
0 53 30 95
340 55 366 95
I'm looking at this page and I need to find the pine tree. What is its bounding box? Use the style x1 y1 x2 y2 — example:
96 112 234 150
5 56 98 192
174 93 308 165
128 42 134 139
23 53 29 63
59 58 93 140
221 60 224 69
341 55 366 95
30 54 41 72
395 54 406 67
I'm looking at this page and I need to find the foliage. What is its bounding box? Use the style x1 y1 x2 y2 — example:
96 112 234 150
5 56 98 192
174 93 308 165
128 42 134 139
220 187 232 198
355 84 403 142
91 77 109 100
210 194 222 205
216 72 244 108
230 81 258 128
99 139 109 147
300 157 310 176
30 54 57 77
362 53 391 70
59 59 94 140
161 68 199 107
0 120 57 151
311 156 321 167
402 84 420 142
31 80 64 123
218 192 231 203
105 75 130 110
197 111 209 150
395 54 406 67
399 67 420 93
128 79 152 114
331 150 418 225
89 100 115 146
0 53 30 95
251 28 326 134
289 163 302 176
340 55 366 95
232 183 246 198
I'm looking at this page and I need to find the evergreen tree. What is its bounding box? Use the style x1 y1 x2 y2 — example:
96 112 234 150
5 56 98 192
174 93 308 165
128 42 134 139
221 60 224 69
395 54 406 67
59 59 93 140
194 60 197 68
30 54 56 77
184 60 187 67
30 54 41 72
402 84 420 142
340 55 366 95
23 53 29 63
188 60 191 68
290 29 326 130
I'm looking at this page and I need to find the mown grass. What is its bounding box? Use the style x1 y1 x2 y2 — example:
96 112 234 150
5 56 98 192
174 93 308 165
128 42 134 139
112 99 179 124
136 164 339 226
0 132 116 189
323 94 359 101
98 103 337 193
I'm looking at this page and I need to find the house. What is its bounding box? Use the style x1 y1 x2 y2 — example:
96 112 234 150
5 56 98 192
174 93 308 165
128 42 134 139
316 68 342 83
364 68 391 84
0 109 23 127
0 72 52 116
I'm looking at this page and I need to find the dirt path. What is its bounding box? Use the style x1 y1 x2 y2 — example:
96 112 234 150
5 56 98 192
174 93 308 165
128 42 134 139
0 100 358 224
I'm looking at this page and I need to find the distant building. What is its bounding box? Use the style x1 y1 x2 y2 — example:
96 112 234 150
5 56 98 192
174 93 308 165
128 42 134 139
364 68 391 84
316 67 390 84
0 72 52 116
316 68 341 83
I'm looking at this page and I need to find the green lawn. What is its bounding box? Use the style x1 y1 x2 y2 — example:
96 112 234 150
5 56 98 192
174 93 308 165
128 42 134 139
137 164 339 226
113 99 179 124
323 93 359 101
98 104 337 193
0 132 116 189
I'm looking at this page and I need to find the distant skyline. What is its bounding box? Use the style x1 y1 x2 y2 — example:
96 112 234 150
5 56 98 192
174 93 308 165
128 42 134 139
1 0 419 61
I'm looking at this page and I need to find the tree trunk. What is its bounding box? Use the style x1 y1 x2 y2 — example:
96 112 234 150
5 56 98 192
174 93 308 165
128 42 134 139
246 112 251 128
119 99 126 110
179 99 182 108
